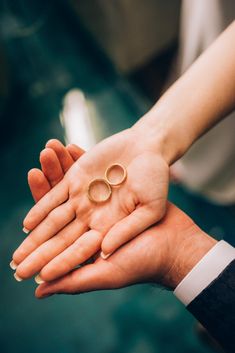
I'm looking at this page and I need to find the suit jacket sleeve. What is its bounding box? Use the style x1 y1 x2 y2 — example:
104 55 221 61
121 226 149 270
187 259 235 353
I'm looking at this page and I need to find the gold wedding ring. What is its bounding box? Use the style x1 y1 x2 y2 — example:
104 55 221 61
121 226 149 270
105 163 127 186
87 163 127 203
87 178 112 203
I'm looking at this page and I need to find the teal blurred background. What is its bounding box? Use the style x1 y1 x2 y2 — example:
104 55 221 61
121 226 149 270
0 1 234 353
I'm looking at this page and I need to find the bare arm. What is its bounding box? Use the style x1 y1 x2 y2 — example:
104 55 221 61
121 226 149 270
134 21 235 164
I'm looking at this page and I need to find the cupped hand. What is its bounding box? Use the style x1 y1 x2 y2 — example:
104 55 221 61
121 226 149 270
13 129 169 282
35 202 216 298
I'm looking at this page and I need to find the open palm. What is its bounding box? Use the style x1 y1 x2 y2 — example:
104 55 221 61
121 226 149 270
13 130 169 282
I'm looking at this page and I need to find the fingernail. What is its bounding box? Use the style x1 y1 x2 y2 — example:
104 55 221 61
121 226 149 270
10 260 17 270
35 275 45 284
101 252 111 260
22 227 30 234
14 273 23 282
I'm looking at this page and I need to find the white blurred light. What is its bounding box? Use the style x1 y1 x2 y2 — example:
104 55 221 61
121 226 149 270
60 89 96 150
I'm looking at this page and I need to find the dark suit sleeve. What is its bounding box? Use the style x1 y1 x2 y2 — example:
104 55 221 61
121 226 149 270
187 259 235 353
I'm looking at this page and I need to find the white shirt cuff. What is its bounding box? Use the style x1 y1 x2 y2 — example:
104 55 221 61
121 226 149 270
174 240 235 306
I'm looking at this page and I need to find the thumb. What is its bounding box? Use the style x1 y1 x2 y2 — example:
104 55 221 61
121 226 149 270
35 260 122 298
101 205 161 257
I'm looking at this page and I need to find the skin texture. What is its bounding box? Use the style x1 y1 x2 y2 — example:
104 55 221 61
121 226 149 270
134 21 235 164
28 143 83 202
35 202 215 299
13 134 169 282
13 21 235 285
25 141 215 298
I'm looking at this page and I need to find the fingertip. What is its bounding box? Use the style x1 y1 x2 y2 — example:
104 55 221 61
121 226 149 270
39 147 56 160
67 143 84 153
40 148 48 157
23 215 35 232
101 238 114 259
66 144 85 159
16 262 31 280
38 269 52 283
12 251 20 265
13 245 29 268
10 260 18 270
28 168 42 178
12 242 30 266
27 168 44 185
35 274 45 284
66 143 76 149
23 198 45 228
14 272 23 282
16 261 33 280
35 283 53 299
100 251 111 260
45 139 64 149
28 167 51 203
39 148 60 169
35 275 68 297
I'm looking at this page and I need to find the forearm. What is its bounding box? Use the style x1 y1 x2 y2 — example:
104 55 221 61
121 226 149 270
134 21 235 164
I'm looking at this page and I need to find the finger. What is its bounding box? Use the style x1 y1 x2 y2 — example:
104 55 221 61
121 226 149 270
36 221 163 298
46 139 74 173
66 144 85 161
35 260 120 298
23 178 68 230
15 201 75 264
39 229 103 282
16 220 87 279
28 168 51 202
40 148 64 187
101 205 164 257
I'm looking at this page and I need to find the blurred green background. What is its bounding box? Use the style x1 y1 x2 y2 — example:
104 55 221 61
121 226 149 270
0 1 234 353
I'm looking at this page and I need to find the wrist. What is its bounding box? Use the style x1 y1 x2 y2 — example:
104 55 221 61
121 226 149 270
132 107 190 166
162 232 217 289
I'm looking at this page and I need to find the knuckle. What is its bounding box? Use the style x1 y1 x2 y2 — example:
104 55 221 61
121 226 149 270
36 247 50 267
59 230 73 248
45 213 57 228
76 244 87 260
28 236 41 251
23 217 37 231
102 238 113 254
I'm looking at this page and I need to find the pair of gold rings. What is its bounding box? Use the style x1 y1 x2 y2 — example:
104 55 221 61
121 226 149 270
87 163 127 203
